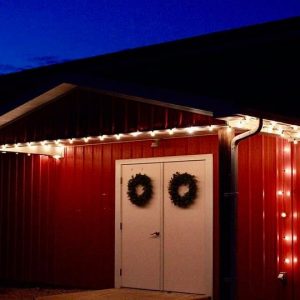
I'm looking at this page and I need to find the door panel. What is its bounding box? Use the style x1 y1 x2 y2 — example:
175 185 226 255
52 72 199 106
119 156 213 295
121 163 162 290
163 160 212 295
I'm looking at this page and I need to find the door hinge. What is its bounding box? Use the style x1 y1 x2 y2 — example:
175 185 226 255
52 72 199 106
120 222 123 230
120 177 123 184
120 268 122 276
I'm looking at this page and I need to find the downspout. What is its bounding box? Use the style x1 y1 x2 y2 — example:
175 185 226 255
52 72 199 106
231 118 263 193
230 117 263 298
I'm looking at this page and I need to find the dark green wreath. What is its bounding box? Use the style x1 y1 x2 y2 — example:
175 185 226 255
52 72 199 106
127 173 153 206
168 172 198 208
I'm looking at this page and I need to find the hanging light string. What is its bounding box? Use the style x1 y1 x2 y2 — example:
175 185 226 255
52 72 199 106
225 116 300 142
1 115 300 156
0 124 220 152
279 144 297 268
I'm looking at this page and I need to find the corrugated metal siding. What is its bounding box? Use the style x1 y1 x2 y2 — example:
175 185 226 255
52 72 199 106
2 132 300 299
0 154 57 284
0 135 219 290
292 142 300 300
293 140 300 298
237 135 298 300
277 139 293 299
0 88 222 144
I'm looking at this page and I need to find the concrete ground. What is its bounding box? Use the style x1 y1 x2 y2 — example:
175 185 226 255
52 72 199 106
37 288 210 300
0 287 211 300
0 287 81 299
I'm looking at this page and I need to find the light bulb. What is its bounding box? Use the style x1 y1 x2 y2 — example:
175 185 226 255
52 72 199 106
284 258 290 264
226 126 232 133
281 212 287 218
131 131 141 137
186 126 197 134
237 120 245 128
168 128 175 135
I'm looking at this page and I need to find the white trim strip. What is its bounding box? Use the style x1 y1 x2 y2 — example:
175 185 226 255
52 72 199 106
0 83 76 128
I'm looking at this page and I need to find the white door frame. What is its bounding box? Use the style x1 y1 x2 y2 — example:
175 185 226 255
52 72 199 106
115 154 213 289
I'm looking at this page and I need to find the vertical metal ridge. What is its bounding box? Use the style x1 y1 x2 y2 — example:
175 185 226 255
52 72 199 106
261 136 266 298
29 156 34 281
6 155 12 279
293 142 300 299
20 156 26 281
13 155 19 279
36 156 42 280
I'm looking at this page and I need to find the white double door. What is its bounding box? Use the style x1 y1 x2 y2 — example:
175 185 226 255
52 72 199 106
117 155 212 295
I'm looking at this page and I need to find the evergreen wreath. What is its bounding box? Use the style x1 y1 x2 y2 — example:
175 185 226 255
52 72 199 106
127 173 153 206
168 172 198 208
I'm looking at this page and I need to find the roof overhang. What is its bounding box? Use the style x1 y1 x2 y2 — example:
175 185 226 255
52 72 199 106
1 17 300 124
0 83 76 129
1 84 300 159
0 84 225 155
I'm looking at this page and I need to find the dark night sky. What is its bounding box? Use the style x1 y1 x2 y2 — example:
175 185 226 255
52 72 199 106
1 0 300 74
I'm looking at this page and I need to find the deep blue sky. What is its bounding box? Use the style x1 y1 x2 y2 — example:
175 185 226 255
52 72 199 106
1 0 300 74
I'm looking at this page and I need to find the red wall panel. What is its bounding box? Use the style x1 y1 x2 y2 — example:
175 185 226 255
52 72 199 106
0 135 219 291
292 142 300 300
0 155 58 284
2 133 299 299
237 135 298 300
0 88 222 145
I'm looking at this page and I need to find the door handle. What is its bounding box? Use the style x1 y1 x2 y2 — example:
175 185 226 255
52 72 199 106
150 232 160 237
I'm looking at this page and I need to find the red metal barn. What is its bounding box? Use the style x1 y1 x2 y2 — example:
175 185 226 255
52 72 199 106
1 17 300 300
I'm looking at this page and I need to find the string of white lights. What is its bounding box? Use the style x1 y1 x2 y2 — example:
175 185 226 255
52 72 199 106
1 115 300 158
0 125 219 156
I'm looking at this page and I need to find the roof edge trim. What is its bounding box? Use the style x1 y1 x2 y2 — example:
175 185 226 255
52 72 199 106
82 87 213 116
0 83 77 129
